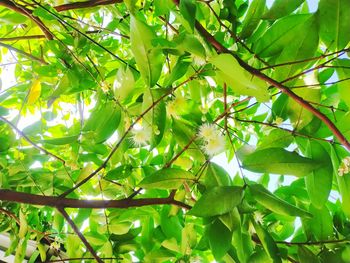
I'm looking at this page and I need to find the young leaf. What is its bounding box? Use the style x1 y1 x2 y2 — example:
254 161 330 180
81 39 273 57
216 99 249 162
249 184 312 218
211 54 269 102
240 147 321 177
188 186 243 217
138 168 195 189
27 79 41 105
130 15 164 87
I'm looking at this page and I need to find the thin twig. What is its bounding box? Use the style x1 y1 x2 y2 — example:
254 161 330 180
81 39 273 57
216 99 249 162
58 207 103 263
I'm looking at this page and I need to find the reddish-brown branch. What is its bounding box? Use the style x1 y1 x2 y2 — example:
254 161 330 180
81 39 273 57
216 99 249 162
0 0 53 39
190 18 350 151
54 0 123 12
0 189 192 210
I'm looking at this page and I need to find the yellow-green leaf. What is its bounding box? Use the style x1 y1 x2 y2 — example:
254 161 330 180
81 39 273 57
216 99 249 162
211 54 269 102
28 79 41 104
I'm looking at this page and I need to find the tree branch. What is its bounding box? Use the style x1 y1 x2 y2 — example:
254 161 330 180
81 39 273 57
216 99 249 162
0 41 47 64
0 116 65 163
58 207 103 263
0 35 46 41
177 6 350 151
0 189 192 210
0 0 53 39
54 0 123 12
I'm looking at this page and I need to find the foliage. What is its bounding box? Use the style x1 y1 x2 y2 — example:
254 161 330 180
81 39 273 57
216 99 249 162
0 0 350 262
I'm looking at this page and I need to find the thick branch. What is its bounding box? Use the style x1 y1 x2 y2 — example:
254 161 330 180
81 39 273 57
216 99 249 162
55 0 122 12
0 0 53 39
0 189 192 210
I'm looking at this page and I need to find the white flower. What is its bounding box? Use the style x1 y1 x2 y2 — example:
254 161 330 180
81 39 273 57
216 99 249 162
254 211 264 225
166 100 178 118
166 96 187 118
131 124 152 146
198 124 226 156
198 124 219 141
338 157 350 176
202 137 225 156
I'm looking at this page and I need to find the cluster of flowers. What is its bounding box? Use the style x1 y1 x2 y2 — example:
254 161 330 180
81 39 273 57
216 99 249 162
338 156 350 176
198 124 226 157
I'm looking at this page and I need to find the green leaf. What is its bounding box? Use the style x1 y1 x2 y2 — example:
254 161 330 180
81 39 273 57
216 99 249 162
302 140 333 208
254 14 314 57
142 89 166 148
172 118 205 162
138 168 195 189
240 147 321 177
257 129 293 150
249 184 312 218
105 165 133 180
240 0 266 39
207 219 232 260
188 186 243 217
83 101 121 143
41 135 79 145
163 56 191 87
318 0 350 50
334 59 350 108
211 54 269 102
285 81 321 129
263 0 305 20
273 15 319 81
330 145 350 218
298 246 320 263
202 162 231 188
307 204 333 240
130 15 164 87
179 0 197 33
18 210 27 239
252 220 282 263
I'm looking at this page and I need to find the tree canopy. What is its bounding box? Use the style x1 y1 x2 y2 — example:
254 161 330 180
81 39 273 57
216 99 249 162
0 0 350 262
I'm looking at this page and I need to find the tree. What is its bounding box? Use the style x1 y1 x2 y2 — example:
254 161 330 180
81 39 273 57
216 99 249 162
0 0 350 262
